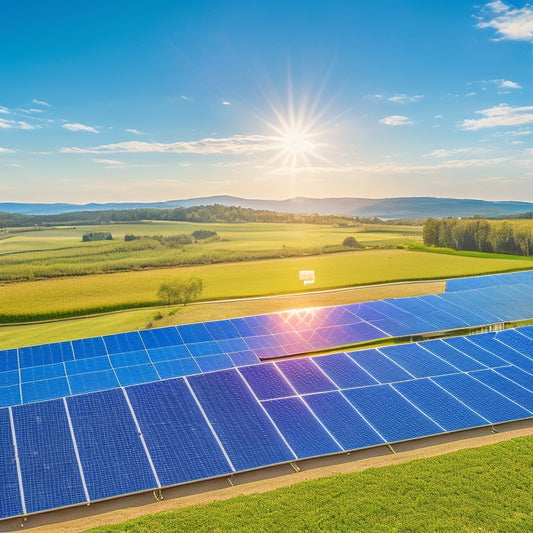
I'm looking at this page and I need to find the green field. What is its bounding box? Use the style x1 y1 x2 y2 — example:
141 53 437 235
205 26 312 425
0 221 423 281
1 248 531 324
84 435 533 533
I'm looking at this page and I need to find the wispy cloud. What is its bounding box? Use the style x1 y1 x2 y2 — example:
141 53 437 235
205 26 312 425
181 95 192 101
126 128 142 135
427 147 486 158
476 1 533 42
460 104 533 130
62 123 99 133
222 101 231 106
92 158 125 168
388 94 424 104
494 79 521 90
379 115 413 126
61 134 281 154
0 106 9 114
32 99 51 107
0 147 15 154
0 117 37 130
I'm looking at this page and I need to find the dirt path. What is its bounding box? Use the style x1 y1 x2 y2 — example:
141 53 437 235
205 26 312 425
13 422 532 533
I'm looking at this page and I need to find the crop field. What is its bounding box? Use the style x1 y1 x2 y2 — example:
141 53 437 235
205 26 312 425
84 435 533 533
1 248 532 325
0 221 422 281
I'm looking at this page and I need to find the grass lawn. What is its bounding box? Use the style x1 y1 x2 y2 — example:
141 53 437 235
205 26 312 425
1 249 531 324
84 435 533 533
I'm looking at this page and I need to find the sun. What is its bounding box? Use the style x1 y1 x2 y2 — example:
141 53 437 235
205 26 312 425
256 74 334 175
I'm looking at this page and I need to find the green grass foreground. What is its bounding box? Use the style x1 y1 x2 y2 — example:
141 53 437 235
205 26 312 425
85 435 533 533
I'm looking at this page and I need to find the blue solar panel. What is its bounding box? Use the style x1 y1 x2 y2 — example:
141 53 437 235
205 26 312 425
313 352 378 389
348 349 413 383
393 378 489 432
114 364 159 386
204 319 241 340
443 337 504 368
216 337 249 353
187 341 225 357
380 344 458 378
0 370 19 387
21 377 71 404
343 384 444 442
20 363 66 383
304 391 385 450
421 294 489 325
493 366 533 392
12 400 86 514
18 342 74 369
194 354 234 373
237 363 293 400
276 359 337 395
187 369 295 470
154 358 201 379
433 373 532 423
419 339 486 371
67 389 157 501
126 379 233 485
440 292 503 324
71 337 107 359
103 332 145 355
494 329 533 355
68 370 119 395
466 334 533 372
0 385 21 407
518 325 533 340
230 317 262 337
0 349 18 372
139 326 183 349
468 370 533 412
262 397 342 458
147 345 191 362
177 323 214 344
0 408 23 519
65 356 111 375
109 350 151 368
228 351 260 366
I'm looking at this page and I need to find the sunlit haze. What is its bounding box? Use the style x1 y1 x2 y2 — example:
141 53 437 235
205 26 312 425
1 1 532 203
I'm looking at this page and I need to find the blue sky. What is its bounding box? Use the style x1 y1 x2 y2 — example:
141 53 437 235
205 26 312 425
1 0 532 204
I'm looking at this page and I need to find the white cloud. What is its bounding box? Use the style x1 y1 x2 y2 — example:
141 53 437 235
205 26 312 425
181 95 192 101
61 134 281 155
466 92 477 97
379 115 413 126
32 99 51 107
0 117 37 130
126 129 142 135
92 158 125 167
388 94 424 104
495 79 521 90
476 1 533 42
0 147 15 153
460 104 533 130
0 106 8 114
434 114 443 119
62 123 99 133
222 101 231 106
427 147 486 158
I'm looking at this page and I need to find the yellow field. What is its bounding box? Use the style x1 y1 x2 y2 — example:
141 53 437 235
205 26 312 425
1 248 531 323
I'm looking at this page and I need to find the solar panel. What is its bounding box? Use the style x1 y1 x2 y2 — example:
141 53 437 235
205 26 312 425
67 389 158 501
262 397 343 458
12 399 87 514
276 359 337 395
0 409 23 519
312 352 379 389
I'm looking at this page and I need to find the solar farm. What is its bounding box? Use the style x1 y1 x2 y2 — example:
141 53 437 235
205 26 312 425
1 270 532 526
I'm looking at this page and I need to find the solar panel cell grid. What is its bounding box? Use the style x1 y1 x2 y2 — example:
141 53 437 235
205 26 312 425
493 366 533 392
0 409 23 520
313 352 378 389
139 327 183 349
276 359 337 395
238 363 295 400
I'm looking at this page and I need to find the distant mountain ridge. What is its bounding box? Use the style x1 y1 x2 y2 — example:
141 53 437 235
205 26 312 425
2 195 533 219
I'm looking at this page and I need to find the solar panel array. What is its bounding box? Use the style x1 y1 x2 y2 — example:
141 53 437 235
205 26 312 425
2 280 533 408
1 325 532 520
445 269 533 292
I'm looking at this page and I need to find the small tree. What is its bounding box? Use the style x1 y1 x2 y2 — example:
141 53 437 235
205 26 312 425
157 276 204 305
342 236 360 248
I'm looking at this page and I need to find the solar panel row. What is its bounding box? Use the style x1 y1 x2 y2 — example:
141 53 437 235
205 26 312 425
445 270 533 292
2 281 533 407
1 326 532 520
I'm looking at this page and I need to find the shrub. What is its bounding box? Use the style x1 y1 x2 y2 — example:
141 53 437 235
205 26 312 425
82 231 112 242
192 230 218 240
157 276 204 305
342 236 360 248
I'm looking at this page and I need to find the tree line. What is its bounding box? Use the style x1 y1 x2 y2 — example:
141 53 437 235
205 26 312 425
423 218 533 256
0 204 384 228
